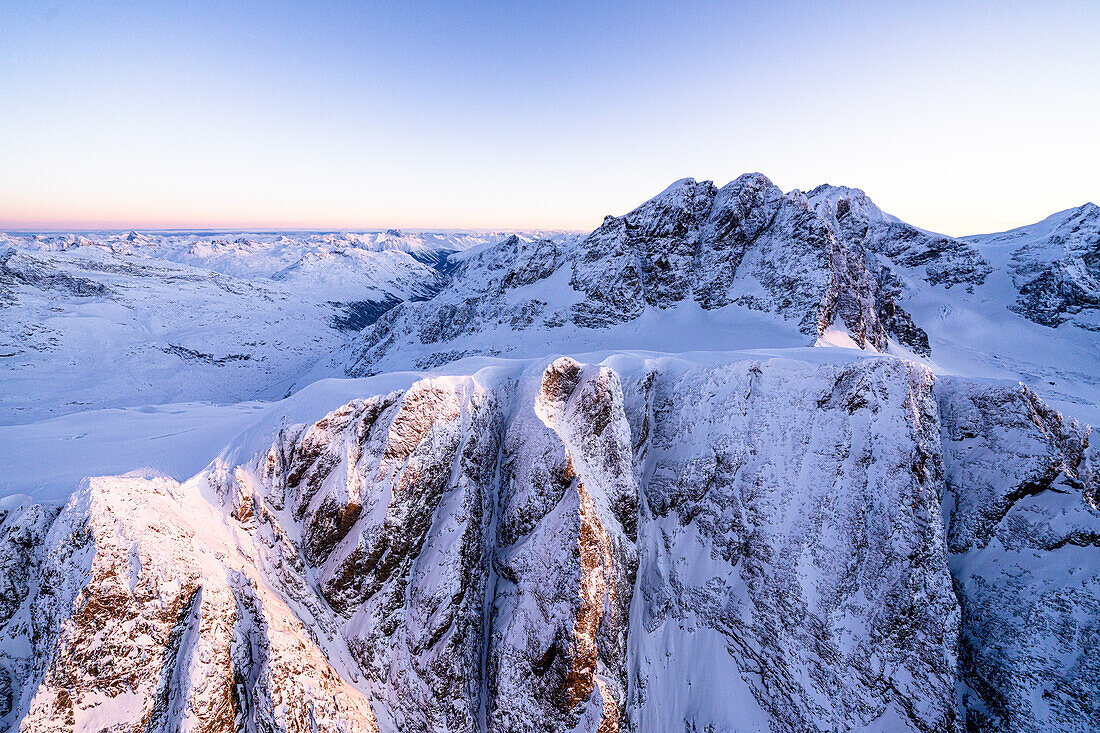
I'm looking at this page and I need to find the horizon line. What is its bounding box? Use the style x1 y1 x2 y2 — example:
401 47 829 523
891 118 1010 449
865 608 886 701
3 200 1095 241
0 225 589 235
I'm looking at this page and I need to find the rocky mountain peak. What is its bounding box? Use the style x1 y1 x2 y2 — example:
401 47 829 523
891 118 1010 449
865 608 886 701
342 172 939 377
806 182 891 224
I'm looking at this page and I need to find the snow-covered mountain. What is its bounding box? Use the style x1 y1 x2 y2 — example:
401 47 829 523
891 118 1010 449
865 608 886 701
0 178 1098 732
0 229 567 279
963 203 1100 330
0 230 567 422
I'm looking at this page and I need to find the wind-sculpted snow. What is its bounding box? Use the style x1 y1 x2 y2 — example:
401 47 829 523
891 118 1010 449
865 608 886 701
3 352 1097 731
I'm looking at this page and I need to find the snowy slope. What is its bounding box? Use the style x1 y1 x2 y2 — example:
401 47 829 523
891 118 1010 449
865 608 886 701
807 187 1100 423
1 349 1096 731
0 246 355 422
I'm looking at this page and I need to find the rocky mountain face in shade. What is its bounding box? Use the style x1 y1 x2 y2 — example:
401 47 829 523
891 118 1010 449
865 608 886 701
805 184 994 293
938 379 1099 732
2 353 1097 732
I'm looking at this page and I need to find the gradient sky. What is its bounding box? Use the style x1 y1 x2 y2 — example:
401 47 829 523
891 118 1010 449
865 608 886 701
2 1 1098 234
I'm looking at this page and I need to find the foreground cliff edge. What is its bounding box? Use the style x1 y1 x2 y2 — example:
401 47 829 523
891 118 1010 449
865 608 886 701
1 351 1096 732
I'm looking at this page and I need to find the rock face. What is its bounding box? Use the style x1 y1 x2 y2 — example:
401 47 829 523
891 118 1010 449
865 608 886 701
4 353 1096 732
939 379 1099 732
965 203 1100 331
807 185 992 293
1 475 377 733
625 357 957 732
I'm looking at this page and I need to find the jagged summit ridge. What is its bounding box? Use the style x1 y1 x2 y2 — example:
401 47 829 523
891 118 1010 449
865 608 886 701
341 173 944 378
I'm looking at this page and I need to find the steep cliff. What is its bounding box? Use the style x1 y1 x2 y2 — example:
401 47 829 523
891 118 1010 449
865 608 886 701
4 352 1095 731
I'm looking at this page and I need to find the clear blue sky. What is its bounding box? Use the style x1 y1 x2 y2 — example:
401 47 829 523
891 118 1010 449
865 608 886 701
2 1 1097 233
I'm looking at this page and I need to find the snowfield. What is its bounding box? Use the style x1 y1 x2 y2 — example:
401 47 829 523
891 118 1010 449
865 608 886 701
0 179 1098 732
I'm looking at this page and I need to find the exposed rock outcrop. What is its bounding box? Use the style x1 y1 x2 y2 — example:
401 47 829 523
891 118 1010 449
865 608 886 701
3 474 377 732
939 379 1099 732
